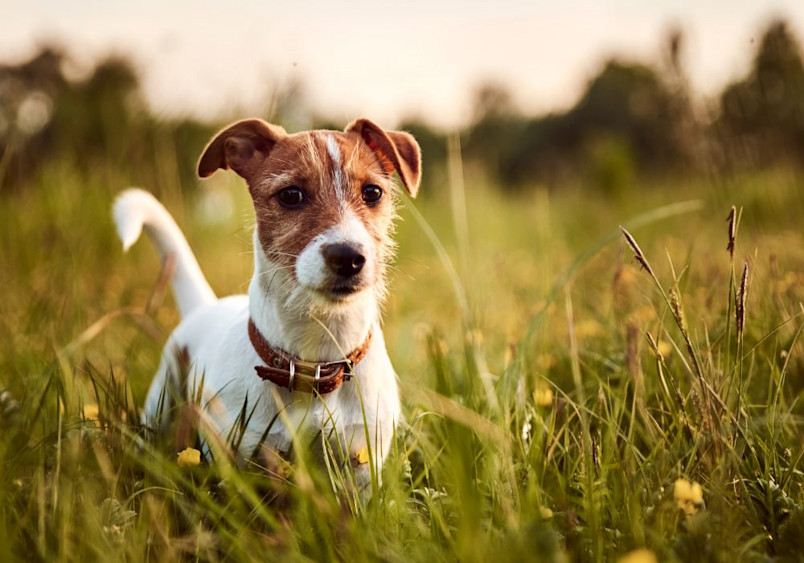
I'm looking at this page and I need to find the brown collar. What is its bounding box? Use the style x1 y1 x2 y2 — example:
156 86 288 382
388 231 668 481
247 318 372 394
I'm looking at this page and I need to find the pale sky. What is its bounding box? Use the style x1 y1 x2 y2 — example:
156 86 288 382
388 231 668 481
3 0 804 128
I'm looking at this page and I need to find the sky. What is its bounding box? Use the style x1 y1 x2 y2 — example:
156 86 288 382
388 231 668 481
2 0 804 129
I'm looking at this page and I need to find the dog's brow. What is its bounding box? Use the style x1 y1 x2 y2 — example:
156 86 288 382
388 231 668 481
298 133 319 182
264 172 295 188
345 139 360 173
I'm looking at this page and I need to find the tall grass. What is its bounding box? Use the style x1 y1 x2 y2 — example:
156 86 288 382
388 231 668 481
1 151 803 561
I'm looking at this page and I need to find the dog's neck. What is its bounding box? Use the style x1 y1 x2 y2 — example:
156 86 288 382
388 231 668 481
248 238 378 362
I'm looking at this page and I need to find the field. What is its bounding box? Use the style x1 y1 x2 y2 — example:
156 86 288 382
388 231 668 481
1 149 804 562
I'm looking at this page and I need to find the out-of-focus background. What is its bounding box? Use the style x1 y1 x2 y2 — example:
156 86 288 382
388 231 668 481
2 1 804 193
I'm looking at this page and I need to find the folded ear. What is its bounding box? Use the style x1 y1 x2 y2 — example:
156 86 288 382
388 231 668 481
345 119 422 197
197 119 286 180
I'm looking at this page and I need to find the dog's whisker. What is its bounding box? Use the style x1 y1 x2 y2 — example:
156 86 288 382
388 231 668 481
266 251 300 259
257 265 294 276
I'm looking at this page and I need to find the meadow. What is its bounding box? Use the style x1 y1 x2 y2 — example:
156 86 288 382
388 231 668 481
1 145 804 562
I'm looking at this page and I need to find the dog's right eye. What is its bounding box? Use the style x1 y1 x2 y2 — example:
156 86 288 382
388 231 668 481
277 186 305 208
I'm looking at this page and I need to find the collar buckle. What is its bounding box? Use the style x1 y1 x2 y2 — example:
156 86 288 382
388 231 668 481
343 359 355 381
248 318 372 395
288 359 296 390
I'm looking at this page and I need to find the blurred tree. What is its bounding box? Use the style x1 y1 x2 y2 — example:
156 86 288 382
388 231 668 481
660 27 706 169
719 20 804 166
462 81 527 185
53 55 143 168
0 47 67 185
483 59 693 188
564 60 686 168
586 135 636 198
0 47 217 193
2 21 799 196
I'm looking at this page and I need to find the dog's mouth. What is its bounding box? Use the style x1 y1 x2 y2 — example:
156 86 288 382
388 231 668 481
324 279 366 300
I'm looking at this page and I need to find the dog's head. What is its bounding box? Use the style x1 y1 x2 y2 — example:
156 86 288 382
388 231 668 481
198 118 421 309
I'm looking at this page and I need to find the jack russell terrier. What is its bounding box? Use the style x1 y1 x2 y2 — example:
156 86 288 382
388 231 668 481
114 118 421 489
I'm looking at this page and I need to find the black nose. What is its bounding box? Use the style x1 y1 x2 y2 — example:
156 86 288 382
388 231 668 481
322 244 366 277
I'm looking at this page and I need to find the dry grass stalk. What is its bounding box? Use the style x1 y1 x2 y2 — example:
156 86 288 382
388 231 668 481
646 332 692 433
620 226 721 458
625 321 643 397
736 261 749 336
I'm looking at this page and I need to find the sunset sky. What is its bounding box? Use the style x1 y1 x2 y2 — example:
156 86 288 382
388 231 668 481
3 0 804 128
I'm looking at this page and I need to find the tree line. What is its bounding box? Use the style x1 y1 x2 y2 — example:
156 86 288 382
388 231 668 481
1 19 803 193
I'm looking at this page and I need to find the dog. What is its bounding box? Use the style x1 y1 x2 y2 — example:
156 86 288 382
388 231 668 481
113 118 421 490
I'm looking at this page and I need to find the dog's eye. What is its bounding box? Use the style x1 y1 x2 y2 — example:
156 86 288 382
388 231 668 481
361 184 383 206
277 186 305 208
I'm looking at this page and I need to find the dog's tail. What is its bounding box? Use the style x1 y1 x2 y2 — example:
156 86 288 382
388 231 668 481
113 188 216 318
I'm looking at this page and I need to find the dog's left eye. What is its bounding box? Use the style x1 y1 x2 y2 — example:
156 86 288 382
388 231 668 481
361 184 383 206
277 186 305 208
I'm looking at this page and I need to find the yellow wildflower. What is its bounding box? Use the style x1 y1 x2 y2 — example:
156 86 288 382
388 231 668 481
618 548 658 563
533 387 554 407
355 447 370 465
575 319 603 339
628 305 657 325
535 354 556 371
657 341 673 358
82 403 100 423
538 506 553 520
278 462 293 479
177 447 201 467
674 478 704 515
466 329 484 346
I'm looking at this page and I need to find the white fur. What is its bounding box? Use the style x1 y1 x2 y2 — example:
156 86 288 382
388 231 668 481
326 133 345 202
113 189 215 317
116 188 399 490
296 212 374 293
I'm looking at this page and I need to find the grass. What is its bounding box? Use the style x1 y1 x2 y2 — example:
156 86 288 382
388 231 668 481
1 151 804 562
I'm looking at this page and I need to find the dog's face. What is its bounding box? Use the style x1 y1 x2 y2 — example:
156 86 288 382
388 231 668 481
197 119 421 308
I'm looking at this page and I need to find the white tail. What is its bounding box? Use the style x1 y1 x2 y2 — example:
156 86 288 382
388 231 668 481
113 188 216 318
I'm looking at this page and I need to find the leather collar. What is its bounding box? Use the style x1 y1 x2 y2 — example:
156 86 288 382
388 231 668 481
247 318 372 394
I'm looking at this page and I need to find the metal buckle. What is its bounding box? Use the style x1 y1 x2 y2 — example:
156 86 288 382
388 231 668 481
288 359 296 390
343 359 354 381
314 364 321 390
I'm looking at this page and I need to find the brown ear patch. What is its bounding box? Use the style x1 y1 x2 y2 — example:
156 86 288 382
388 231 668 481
345 119 422 198
197 119 287 180
364 138 396 175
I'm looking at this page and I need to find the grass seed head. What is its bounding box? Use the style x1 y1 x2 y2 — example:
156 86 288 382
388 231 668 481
620 227 653 276
727 206 737 258
669 287 687 333
645 332 661 360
